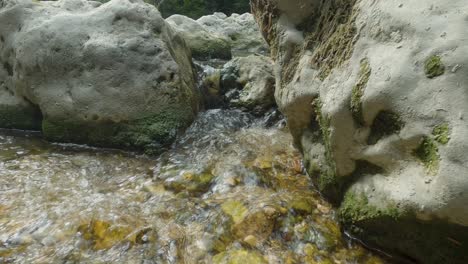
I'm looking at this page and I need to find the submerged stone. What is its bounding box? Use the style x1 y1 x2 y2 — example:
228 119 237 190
213 249 267 264
77 220 133 250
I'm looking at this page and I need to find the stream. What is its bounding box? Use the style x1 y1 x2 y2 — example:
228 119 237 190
0 109 386 263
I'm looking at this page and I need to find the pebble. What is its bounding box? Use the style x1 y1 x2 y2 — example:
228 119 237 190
243 235 258 247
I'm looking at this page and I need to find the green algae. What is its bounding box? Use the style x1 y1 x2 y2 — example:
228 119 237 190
433 123 450 145
340 193 468 264
310 98 343 203
221 201 248 225
350 58 371 126
42 105 194 154
339 191 404 225
424 55 445 78
290 197 314 215
413 136 440 173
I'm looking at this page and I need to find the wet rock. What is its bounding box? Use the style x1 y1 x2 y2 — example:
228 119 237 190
243 235 258 247
213 249 267 264
221 201 282 243
164 171 215 195
221 201 248 225
289 197 315 215
0 0 198 152
77 220 132 250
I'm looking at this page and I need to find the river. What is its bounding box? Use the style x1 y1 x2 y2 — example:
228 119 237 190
0 109 385 263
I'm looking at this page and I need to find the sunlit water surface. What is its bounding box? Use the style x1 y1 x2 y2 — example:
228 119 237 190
0 109 385 263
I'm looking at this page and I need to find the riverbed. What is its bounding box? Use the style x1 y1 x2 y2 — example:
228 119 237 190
0 109 385 263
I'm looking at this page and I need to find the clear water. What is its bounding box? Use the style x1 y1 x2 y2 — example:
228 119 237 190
0 109 385 263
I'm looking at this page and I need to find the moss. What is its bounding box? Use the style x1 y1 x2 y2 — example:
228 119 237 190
0 105 42 131
306 0 358 81
310 98 344 202
350 59 371 126
432 123 450 145
367 111 404 145
289 197 314 215
413 136 440 173
424 55 445 78
77 220 133 250
339 191 404 224
339 192 468 264
221 201 248 225
42 105 194 154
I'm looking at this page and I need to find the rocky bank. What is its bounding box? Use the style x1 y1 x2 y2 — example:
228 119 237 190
251 0 468 262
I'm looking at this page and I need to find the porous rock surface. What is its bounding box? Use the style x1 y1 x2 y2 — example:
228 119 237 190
220 55 275 112
167 12 269 60
166 14 232 60
0 0 199 152
197 12 269 56
252 0 468 262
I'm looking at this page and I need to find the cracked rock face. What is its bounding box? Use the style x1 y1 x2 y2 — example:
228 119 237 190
0 0 198 152
252 0 468 262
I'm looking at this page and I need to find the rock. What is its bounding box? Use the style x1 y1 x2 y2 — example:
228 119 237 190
164 171 215 195
213 249 267 264
166 14 232 60
243 235 258 247
77 220 132 250
221 200 282 243
0 0 199 152
197 12 269 56
220 55 276 113
251 0 468 263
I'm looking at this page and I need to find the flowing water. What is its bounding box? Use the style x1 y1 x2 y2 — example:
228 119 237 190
0 109 386 263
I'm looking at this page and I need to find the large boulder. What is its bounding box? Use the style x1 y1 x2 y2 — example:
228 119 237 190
0 0 199 152
197 12 269 56
220 55 275 113
166 14 232 60
166 12 269 60
252 0 468 263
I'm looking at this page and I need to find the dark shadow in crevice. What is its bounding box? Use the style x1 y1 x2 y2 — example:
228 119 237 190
368 110 404 145
3 61 13 76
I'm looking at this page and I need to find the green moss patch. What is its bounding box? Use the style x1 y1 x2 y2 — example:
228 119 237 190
424 55 445 78
367 111 404 145
306 0 358 81
413 136 440 174
350 58 371 126
339 191 404 224
310 99 341 200
42 105 194 154
340 192 468 264
433 123 450 145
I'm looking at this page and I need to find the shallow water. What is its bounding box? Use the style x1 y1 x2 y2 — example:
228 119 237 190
0 109 385 263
